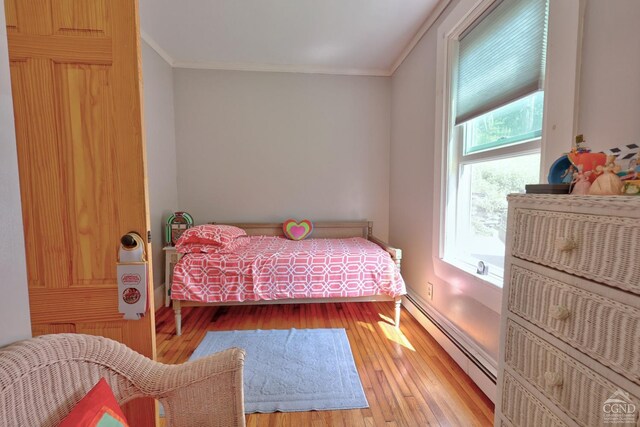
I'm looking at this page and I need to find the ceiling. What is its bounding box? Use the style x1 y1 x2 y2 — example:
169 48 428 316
139 0 443 76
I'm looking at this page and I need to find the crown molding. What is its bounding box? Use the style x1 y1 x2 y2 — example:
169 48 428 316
171 60 390 77
140 0 450 77
389 0 452 75
142 30 390 76
140 30 175 67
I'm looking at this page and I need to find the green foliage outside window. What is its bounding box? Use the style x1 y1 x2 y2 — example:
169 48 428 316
469 154 540 237
465 91 544 154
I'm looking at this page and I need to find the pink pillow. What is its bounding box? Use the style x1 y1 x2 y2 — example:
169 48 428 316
177 236 250 254
176 224 247 249
283 219 313 241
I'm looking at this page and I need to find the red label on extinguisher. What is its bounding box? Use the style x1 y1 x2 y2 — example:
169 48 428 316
121 273 141 286
122 287 142 304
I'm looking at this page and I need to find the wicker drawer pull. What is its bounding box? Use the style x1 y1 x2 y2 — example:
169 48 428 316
554 237 577 252
549 305 571 321
543 371 563 388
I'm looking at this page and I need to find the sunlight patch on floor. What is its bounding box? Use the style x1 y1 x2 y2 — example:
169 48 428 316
357 320 375 332
378 319 415 351
378 312 394 325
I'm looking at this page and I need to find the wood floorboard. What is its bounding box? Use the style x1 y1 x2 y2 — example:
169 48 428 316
156 302 494 427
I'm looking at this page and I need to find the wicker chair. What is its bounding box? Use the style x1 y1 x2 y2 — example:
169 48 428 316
0 333 246 427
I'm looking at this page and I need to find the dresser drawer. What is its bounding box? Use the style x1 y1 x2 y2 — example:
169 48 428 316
507 263 640 386
501 371 568 427
510 208 640 294
504 320 640 427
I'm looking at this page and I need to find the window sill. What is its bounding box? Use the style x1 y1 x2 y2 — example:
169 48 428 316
433 256 504 314
441 257 504 288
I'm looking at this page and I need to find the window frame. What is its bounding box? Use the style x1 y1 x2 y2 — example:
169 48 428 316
443 99 543 285
432 0 584 308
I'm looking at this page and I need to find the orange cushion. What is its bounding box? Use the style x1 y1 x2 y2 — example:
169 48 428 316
59 378 129 427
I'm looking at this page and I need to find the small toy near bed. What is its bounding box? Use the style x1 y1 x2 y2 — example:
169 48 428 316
170 221 406 336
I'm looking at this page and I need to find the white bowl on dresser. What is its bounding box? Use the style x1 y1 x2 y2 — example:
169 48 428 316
495 194 640 427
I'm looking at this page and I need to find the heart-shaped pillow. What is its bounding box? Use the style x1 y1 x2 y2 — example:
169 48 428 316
283 219 313 241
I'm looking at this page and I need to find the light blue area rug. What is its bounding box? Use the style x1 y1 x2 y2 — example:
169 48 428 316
190 328 369 413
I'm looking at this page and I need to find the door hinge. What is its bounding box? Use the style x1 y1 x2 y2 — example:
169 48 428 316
147 230 152 243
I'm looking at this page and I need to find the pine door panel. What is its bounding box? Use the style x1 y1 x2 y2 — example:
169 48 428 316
10 58 69 289
55 62 119 285
4 0 17 32
5 0 156 424
13 0 52 34
52 0 109 36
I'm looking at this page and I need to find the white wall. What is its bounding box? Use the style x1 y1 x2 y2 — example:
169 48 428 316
390 0 500 359
575 0 640 154
389 0 640 363
0 2 31 347
173 69 391 239
142 41 179 290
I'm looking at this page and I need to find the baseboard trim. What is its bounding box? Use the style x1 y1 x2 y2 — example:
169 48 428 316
403 292 497 402
154 285 165 313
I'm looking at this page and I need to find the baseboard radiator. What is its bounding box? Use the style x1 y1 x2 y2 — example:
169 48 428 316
403 293 497 401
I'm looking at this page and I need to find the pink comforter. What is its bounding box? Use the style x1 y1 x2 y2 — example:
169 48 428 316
171 236 406 303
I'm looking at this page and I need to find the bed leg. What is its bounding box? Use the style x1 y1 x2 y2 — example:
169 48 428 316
394 297 401 328
174 300 182 336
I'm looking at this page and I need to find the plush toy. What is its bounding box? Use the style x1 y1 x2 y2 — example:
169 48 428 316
283 219 313 240
589 155 623 195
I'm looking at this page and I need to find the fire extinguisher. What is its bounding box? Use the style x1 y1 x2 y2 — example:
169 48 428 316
117 232 149 320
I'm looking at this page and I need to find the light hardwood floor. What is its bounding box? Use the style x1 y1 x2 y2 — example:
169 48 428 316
156 301 494 426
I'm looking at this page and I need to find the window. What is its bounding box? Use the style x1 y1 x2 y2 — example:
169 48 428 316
442 0 549 284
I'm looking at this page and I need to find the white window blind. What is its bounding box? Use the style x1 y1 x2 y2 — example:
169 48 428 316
455 0 548 125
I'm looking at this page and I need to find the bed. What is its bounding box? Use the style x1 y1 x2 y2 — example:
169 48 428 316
170 221 405 336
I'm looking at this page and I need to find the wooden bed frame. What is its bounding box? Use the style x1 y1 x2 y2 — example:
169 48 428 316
172 221 403 336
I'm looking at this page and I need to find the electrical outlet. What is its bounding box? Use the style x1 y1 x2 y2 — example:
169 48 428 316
427 282 434 300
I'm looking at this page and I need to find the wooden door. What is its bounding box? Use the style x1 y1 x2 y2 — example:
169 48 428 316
4 0 156 424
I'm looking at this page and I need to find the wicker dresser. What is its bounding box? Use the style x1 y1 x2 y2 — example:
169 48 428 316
495 195 640 427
